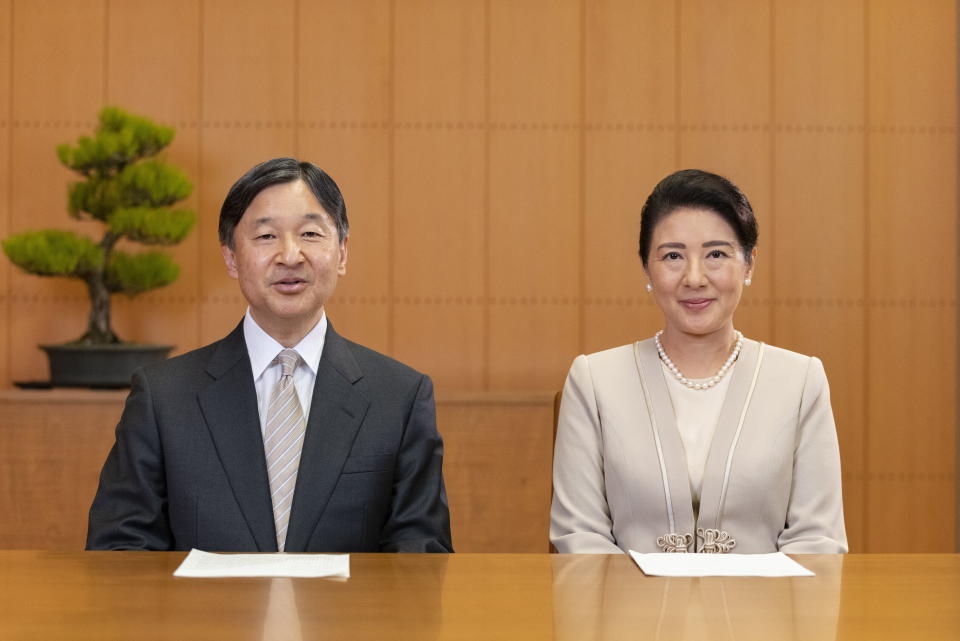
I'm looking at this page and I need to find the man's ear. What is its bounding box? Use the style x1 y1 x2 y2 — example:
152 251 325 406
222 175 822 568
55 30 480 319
337 237 348 276
221 244 239 279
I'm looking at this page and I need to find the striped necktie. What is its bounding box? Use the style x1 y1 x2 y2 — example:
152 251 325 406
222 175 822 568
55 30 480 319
263 349 306 552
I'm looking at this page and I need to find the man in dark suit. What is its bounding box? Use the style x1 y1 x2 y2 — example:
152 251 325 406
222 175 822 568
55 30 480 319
87 158 452 553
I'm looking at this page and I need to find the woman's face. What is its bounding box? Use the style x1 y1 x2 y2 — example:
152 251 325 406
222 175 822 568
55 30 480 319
645 207 754 338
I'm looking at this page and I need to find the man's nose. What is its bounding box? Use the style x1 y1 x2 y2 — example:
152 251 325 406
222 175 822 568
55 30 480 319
277 235 303 264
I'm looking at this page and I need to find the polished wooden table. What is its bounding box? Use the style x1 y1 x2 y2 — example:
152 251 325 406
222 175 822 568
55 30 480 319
0 552 957 640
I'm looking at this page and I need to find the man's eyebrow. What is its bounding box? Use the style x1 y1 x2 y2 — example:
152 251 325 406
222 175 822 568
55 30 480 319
252 213 327 224
656 242 685 250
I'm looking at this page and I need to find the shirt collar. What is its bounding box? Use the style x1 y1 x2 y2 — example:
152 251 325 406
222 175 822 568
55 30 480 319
243 310 327 381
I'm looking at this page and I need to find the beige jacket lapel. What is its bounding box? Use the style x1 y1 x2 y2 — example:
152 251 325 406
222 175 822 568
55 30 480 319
634 339 696 551
697 338 764 552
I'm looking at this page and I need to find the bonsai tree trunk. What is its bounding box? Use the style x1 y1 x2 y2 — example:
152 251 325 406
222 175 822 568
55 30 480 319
81 274 118 344
79 232 121 345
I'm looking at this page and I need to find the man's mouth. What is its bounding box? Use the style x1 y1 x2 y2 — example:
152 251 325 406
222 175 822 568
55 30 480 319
272 277 308 293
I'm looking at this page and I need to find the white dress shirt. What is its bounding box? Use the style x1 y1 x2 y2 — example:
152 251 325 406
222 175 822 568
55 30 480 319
243 310 327 435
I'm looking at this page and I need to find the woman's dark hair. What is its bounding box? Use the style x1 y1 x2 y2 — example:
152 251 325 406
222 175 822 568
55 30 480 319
638 169 758 267
219 157 348 249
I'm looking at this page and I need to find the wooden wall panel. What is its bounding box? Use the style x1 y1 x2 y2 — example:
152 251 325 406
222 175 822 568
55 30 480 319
392 1 486 390
393 0 485 124
0 391 125 550
869 136 956 299
867 131 956 551
584 0 675 124
773 136 865 299
680 0 770 125
488 131 579 390
106 0 200 123
867 308 955 551
868 0 956 127
202 0 295 124
774 0 865 126
10 0 105 122
438 396 554 552
298 0 390 124
774 134 867 549
489 0 580 124
393 130 485 390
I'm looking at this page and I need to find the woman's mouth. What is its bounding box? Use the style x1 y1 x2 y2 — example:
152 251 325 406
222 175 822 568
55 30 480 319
680 298 713 311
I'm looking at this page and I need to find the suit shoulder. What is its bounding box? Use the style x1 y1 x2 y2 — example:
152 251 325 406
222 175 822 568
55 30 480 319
340 336 427 383
136 339 223 385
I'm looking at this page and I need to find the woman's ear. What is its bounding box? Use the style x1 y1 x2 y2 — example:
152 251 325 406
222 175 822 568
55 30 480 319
747 247 758 280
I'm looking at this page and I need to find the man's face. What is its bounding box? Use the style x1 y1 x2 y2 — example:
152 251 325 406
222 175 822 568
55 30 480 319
220 179 347 345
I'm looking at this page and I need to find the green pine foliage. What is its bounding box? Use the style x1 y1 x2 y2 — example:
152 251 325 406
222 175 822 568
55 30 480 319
108 207 194 245
2 106 196 344
105 251 179 294
2 230 102 277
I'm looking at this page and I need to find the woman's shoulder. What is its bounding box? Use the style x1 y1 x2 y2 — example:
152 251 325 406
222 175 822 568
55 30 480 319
751 339 826 378
566 342 644 381
577 340 652 367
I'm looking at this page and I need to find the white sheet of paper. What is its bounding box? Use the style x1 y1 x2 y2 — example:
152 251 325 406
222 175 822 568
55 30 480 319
173 549 350 578
629 551 814 577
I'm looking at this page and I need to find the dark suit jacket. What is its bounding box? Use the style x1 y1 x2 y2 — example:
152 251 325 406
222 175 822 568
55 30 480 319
86 321 452 553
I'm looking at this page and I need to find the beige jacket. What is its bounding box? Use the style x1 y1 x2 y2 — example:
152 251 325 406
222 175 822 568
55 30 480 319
550 338 847 554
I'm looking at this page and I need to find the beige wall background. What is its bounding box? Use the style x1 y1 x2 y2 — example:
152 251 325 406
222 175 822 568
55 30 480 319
0 0 956 552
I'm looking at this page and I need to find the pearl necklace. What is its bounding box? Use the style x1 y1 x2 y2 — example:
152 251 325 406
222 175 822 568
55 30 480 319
654 330 743 390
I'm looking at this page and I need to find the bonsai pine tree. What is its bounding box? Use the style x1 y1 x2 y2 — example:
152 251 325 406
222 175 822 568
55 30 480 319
2 107 195 345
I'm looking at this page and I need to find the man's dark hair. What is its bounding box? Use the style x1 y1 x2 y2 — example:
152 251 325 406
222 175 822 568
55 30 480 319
638 168 758 267
219 157 349 249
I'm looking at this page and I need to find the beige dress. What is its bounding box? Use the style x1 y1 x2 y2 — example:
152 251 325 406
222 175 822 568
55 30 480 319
550 337 848 554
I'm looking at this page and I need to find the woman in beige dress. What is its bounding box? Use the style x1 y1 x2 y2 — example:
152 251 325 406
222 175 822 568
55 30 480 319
551 169 847 554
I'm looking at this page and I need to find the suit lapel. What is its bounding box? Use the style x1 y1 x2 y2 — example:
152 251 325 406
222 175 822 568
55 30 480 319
697 339 761 532
635 339 696 541
198 323 277 552
284 324 371 552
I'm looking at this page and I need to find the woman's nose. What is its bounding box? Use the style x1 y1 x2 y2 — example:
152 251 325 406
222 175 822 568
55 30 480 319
684 259 707 287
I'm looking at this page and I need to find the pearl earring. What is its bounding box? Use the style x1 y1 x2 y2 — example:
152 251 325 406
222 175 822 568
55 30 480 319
645 283 653 293
744 278 752 287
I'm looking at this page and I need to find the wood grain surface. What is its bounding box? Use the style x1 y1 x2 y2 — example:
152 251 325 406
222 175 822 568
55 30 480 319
0 552 958 640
